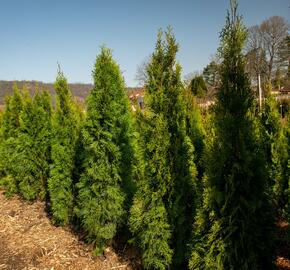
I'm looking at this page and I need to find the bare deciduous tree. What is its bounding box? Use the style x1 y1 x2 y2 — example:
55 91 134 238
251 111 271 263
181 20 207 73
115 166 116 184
135 56 151 86
246 16 289 91
259 16 289 81
246 25 268 88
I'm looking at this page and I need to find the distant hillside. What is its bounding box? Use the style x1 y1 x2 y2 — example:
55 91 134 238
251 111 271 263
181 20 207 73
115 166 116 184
0 80 93 106
0 80 143 107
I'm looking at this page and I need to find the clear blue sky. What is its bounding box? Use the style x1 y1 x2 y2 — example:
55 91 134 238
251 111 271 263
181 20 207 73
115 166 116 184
0 0 289 86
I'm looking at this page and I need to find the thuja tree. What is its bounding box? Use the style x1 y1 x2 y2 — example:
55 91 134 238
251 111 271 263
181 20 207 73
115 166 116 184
75 47 133 255
189 2 275 269
0 110 2 144
130 112 173 270
1 84 23 139
183 89 205 178
129 29 198 269
188 75 207 98
48 69 81 225
260 96 288 214
17 89 52 200
0 84 23 195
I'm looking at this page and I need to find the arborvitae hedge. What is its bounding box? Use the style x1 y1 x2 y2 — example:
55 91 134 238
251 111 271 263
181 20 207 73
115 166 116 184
0 84 23 196
183 89 205 178
189 2 275 269
1 84 23 139
130 111 173 270
129 28 199 269
261 96 289 215
17 89 52 200
75 47 133 255
0 12 282 267
48 69 80 225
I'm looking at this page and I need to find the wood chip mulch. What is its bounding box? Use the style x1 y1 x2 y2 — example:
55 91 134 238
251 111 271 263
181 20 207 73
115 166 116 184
0 190 137 270
276 219 290 270
0 189 289 270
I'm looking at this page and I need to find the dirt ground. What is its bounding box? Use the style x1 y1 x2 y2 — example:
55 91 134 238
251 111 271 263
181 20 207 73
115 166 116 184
0 190 289 270
0 190 139 270
277 219 290 270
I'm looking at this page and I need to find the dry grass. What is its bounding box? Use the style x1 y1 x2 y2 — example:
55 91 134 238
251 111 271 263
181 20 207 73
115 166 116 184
0 190 138 270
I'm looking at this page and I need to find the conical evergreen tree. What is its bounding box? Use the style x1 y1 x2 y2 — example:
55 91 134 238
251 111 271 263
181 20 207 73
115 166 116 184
1 84 23 139
260 96 288 214
0 84 23 196
75 47 133 255
189 2 275 269
183 89 205 178
130 111 173 270
129 28 199 269
17 88 52 200
48 68 81 225
0 109 2 147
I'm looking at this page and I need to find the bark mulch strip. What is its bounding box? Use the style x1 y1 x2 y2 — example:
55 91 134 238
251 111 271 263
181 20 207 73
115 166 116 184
0 189 289 269
0 190 136 270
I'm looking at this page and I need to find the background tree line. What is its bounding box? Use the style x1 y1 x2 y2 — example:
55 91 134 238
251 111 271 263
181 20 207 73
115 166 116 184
184 15 289 101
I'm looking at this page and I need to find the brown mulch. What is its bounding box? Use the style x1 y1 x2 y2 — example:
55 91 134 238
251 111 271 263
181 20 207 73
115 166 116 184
0 189 289 270
276 219 290 270
0 190 139 270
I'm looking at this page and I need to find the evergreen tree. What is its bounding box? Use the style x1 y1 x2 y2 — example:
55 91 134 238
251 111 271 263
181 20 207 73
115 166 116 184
189 2 275 269
189 75 207 98
130 111 173 270
183 89 205 176
75 47 133 255
0 84 23 196
129 28 198 269
261 96 288 214
17 89 52 200
48 69 80 225
1 84 23 139
203 60 220 88
0 109 2 144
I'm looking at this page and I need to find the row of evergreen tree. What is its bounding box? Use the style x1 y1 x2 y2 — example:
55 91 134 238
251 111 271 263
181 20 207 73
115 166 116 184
0 2 289 269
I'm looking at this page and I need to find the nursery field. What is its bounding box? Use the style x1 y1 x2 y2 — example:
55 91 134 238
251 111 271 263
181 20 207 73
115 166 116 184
0 2 289 269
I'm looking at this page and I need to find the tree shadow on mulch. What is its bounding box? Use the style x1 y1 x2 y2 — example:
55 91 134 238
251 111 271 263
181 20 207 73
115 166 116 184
276 219 290 269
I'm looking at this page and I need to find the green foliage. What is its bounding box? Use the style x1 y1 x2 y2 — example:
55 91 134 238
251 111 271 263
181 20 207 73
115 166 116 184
0 86 52 200
0 84 23 196
189 2 275 269
75 47 133 254
48 69 81 225
189 75 207 97
0 139 20 196
203 60 220 87
16 89 52 200
183 89 205 176
130 195 173 270
130 112 173 270
260 96 289 215
1 84 23 139
129 28 199 269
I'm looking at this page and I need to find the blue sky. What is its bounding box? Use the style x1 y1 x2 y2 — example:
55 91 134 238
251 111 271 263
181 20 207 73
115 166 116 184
0 0 289 86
